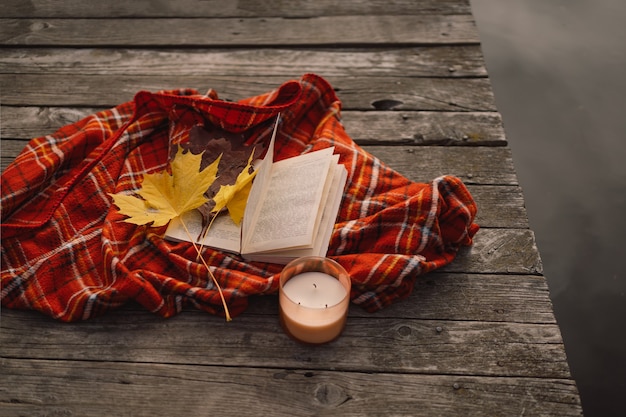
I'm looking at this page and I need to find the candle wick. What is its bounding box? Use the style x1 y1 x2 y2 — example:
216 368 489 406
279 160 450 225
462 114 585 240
313 283 317 288
325 304 328 308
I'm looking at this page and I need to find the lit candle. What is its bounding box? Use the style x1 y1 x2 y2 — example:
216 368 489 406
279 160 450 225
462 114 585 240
279 257 351 345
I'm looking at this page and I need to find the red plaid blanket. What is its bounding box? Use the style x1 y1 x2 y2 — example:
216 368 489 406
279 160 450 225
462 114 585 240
1 74 479 321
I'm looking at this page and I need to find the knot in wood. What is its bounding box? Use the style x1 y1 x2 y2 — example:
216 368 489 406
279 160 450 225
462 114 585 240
314 382 351 407
30 21 51 31
397 325 412 337
371 99 404 110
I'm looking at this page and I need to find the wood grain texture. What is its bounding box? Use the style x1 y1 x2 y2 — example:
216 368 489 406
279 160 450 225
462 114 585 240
0 15 479 46
0 47 488 77
367 146 518 185
0 0 472 18
343 111 504 143
0 75 496 111
2 107 502 142
0 45 487 76
0 309 568 378
0 358 581 417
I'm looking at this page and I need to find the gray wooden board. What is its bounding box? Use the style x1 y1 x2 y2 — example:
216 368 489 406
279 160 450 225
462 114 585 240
0 308 569 378
0 15 479 46
0 358 581 417
1 109 503 144
0 0 473 18
0 47 488 77
0 75 496 111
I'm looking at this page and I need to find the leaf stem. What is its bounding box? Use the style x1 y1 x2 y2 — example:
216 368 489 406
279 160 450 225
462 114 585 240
197 210 220 260
179 217 232 321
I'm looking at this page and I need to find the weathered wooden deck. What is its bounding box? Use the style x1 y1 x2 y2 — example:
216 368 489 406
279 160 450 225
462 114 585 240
0 1 583 415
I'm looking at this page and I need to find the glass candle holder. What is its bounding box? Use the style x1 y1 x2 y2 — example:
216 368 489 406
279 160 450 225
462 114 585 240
279 256 351 345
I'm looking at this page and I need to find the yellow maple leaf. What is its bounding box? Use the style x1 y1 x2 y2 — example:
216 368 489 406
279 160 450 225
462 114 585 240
211 150 257 225
110 146 221 227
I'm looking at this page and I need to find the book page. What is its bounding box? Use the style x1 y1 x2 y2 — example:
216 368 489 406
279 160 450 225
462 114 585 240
311 158 347 256
242 117 278 240
242 147 334 254
246 157 347 263
165 210 241 254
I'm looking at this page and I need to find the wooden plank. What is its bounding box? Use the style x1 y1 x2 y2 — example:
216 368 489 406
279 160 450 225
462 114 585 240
0 15 479 46
443 228 542 275
0 358 583 417
468 185 528 228
1 108 502 143
0 75 496 111
365 146 518 186
344 111 504 144
0 0 472 18
0 106 97 139
0 76 496 112
0 47 488 77
359 272 550 322
0 310 568 378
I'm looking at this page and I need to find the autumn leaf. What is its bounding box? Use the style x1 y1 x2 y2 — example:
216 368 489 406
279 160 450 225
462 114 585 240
109 146 232 321
178 124 265 229
211 150 257 225
110 146 221 227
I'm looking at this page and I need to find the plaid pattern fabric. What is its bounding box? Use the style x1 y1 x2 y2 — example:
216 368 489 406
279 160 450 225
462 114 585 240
1 74 479 321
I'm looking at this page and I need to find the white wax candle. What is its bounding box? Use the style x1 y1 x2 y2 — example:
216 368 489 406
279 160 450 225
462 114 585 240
281 271 346 308
279 268 350 344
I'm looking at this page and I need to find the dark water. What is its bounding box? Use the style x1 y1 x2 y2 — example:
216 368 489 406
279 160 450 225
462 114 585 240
471 0 626 415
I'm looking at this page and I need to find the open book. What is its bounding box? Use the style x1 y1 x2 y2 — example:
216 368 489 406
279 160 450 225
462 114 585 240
165 118 348 264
